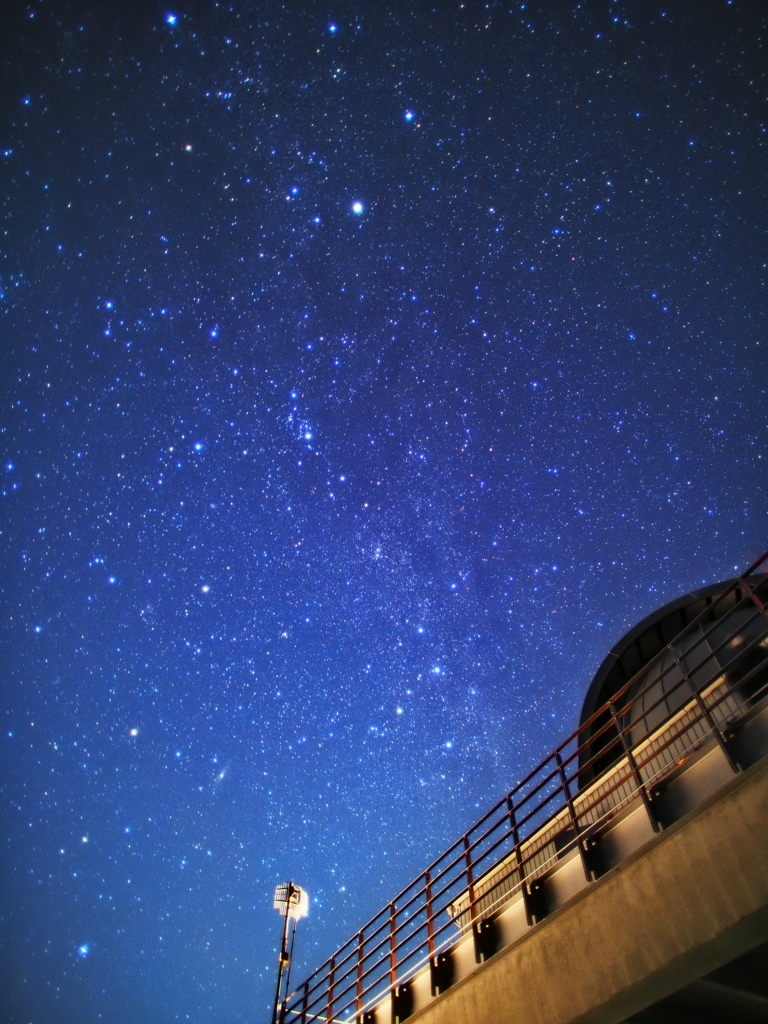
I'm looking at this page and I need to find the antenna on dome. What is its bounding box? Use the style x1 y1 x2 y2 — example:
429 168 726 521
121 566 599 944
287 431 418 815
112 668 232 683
271 882 308 1024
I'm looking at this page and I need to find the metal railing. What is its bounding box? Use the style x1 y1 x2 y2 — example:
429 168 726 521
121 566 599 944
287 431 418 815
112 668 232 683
284 553 768 1024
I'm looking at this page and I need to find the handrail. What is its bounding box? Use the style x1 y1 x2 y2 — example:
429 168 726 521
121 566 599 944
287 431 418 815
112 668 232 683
285 555 768 1023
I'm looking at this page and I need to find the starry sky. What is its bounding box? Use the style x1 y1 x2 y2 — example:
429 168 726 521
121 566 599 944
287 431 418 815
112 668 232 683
1 1 766 1022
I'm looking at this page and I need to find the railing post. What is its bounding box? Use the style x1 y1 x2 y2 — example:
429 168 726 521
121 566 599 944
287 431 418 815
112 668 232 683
301 980 308 1024
505 794 533 926
608 698 660 832
740 577 768 623
326 956 335 1024
463 835 485 962
426 868 448 997
672 652 740 773
356 930 364 1022
463 835 477 927
388 903 397 990
425 870 435 958
555 750 593 882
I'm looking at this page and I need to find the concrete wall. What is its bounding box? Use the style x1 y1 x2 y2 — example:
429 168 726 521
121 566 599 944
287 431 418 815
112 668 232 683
405 758 768 1024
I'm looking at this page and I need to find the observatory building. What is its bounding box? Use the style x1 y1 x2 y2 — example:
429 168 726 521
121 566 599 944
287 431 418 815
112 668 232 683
285 561 768 1024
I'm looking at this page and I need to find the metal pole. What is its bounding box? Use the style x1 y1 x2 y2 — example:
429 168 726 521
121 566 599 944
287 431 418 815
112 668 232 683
272 883 295 1024
555 750 593 882
279 915 299 1024
506 794 533 926
425 871 435 958
672 652 740 773
326 955 335 1024
463 835 484 963
356 930 364 1021
301 980 309 1024
388 902 397 989
608 698 660 832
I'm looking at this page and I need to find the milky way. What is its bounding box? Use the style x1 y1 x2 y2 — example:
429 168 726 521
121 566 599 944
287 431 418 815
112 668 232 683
1 3 766 1022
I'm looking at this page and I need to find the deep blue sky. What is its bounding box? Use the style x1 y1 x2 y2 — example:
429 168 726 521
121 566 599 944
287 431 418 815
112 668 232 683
1 1 766 1022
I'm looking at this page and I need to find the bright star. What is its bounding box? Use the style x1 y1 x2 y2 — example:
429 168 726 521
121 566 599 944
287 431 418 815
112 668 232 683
351 201 364 215
166 14 177 25
404 110 415 121
78 944 89 958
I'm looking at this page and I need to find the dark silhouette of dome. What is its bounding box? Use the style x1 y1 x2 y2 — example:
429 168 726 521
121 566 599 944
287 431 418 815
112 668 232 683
578 574 768 783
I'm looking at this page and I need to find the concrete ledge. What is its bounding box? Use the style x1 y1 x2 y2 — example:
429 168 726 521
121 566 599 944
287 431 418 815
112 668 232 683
406 758 768 1024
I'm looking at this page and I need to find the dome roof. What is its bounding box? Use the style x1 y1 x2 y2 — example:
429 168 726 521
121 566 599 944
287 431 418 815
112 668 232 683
578 574 768 781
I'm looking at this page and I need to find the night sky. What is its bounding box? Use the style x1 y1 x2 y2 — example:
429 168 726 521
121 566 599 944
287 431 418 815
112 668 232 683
1 1 766 1021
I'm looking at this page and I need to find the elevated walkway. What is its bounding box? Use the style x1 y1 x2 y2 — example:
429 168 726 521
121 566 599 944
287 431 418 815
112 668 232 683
284 561 768 1024
396 753 768 1024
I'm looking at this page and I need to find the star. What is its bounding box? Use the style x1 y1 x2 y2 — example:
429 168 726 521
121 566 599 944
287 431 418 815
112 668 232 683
2 3 764 1021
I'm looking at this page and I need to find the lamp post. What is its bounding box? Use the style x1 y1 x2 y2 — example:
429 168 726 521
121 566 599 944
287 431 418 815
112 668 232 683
271 882 308 1024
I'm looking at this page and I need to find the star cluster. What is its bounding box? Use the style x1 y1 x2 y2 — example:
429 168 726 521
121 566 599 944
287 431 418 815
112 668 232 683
1 2 766 1023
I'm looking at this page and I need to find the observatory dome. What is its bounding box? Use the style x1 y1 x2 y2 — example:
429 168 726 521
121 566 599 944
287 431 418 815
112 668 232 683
578 574 768 782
